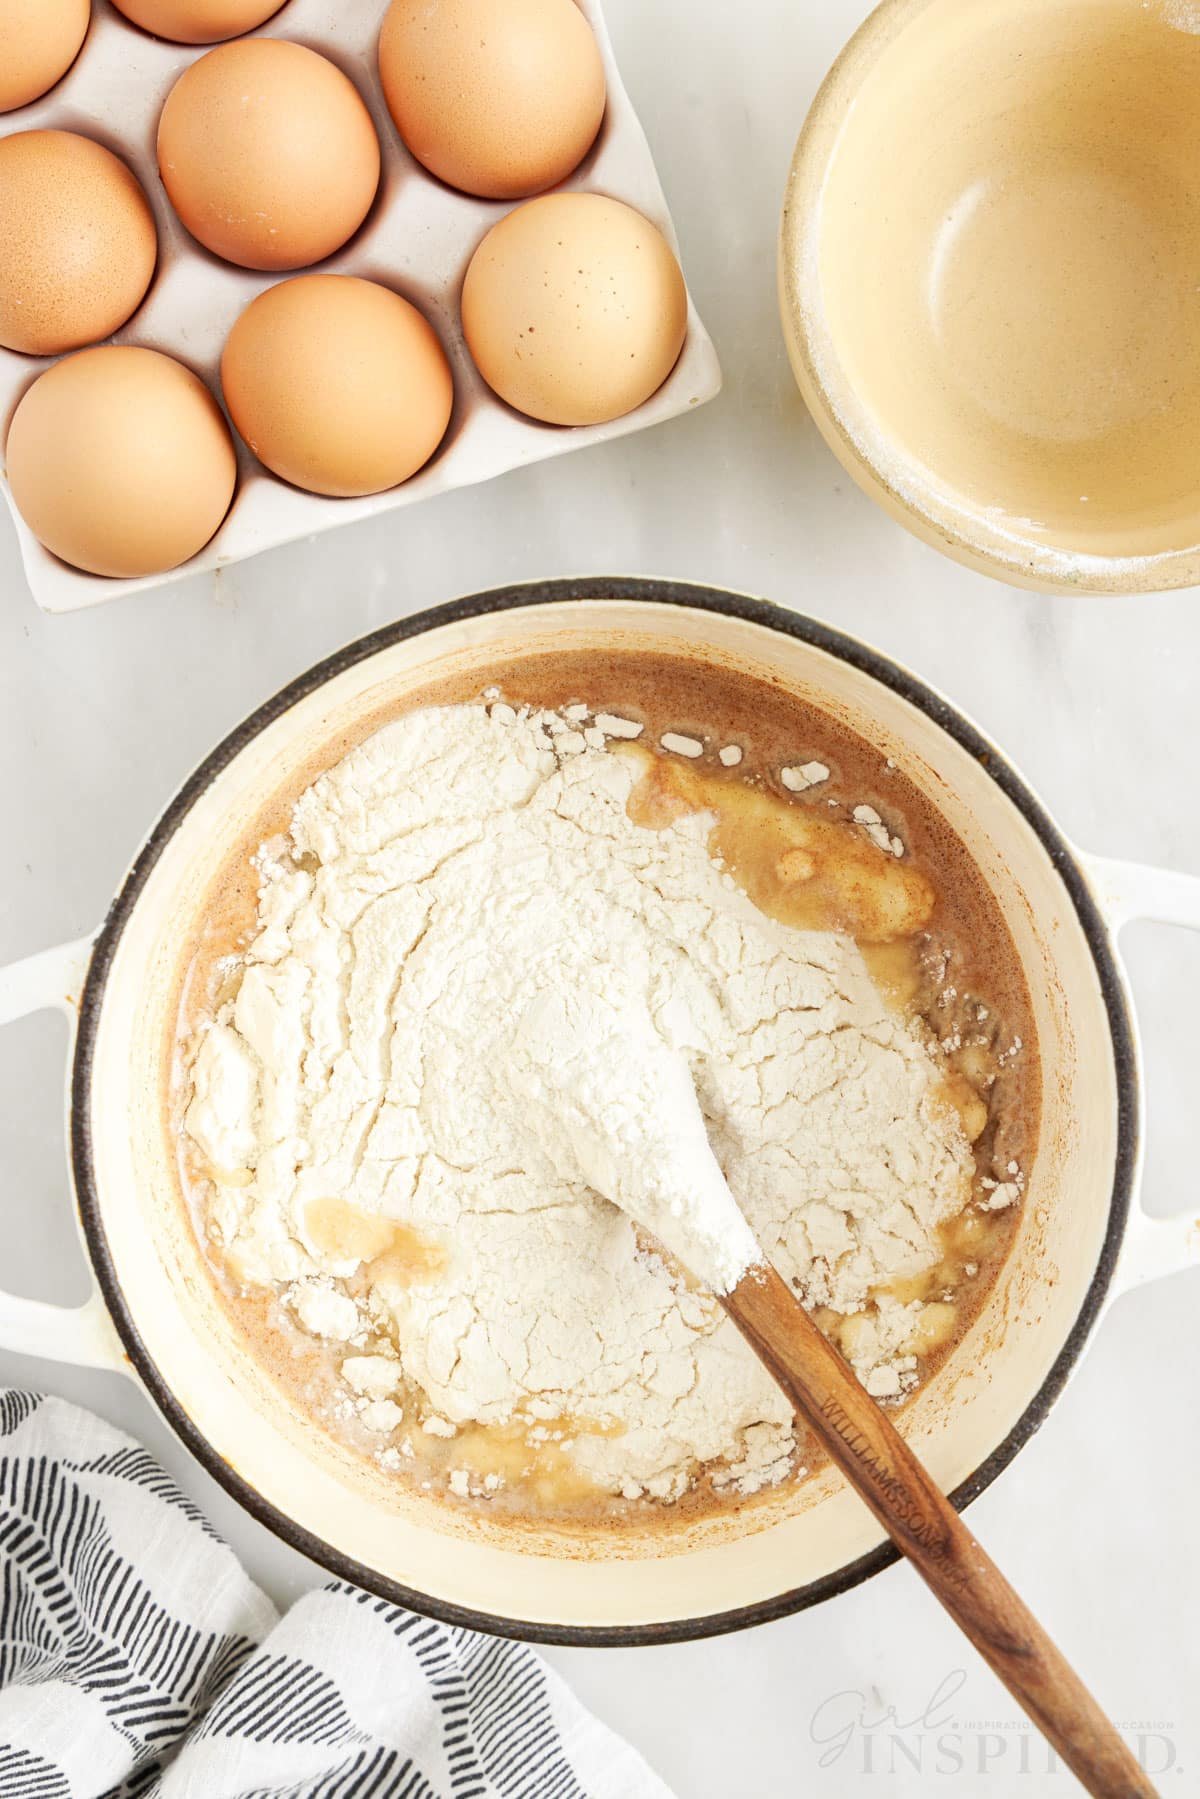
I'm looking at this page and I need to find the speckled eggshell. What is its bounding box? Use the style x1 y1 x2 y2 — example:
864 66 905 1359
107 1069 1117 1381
221 274 453 496
6 345 237 576
0 0 90 113
0 130 157 356
378 0 606 200
461 193 688 426
111 0 289 44
157 39 380 271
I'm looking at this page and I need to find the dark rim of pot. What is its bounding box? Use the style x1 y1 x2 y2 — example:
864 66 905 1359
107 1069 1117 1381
69 576 1137 1648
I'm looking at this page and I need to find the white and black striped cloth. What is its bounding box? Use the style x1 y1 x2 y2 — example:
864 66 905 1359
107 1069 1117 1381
0 1392 673 1799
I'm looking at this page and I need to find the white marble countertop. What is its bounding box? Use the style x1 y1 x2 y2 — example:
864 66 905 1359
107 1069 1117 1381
1 2 1197 1792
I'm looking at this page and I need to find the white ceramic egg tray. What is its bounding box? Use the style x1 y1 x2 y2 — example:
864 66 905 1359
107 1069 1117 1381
0 0 721 613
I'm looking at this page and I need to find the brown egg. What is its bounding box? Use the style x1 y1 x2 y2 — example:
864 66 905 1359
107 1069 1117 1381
6 346 237 577
157 40 379 271
0 131 157 356
0 0 90 113
379 0 605 200
461 194 688 425
221 275 453 496
110 0 287 43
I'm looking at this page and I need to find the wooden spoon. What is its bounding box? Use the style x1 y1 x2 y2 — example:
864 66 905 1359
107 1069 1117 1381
513 1001 1152 1796
724 1260 1153 1798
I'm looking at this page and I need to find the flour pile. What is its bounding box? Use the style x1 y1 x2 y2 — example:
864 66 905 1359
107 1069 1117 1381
185 702 974 1504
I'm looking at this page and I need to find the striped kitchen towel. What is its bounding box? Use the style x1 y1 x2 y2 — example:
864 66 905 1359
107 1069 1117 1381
0 1392 673 1799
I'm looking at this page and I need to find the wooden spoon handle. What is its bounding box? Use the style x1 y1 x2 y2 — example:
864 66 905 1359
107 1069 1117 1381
724 1263 1154 1799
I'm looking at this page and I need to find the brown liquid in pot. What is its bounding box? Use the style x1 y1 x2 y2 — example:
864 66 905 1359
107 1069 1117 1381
168 649 1040 1533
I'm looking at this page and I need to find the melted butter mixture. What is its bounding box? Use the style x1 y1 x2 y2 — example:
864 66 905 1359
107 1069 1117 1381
624 745 936 942
171 648 1039 1532
451 1415 628 1511
306 1198 448 1287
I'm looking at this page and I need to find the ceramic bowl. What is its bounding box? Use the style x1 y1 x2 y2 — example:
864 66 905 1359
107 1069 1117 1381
779 0 1200 593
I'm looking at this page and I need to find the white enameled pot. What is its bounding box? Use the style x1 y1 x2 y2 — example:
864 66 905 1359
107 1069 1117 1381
1 578 1196 1644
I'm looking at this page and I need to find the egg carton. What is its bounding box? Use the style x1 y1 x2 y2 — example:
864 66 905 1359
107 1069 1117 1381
0 0 721 614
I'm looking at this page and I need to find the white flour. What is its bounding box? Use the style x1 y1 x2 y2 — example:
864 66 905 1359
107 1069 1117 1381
505 982 761 1295
185 702 974 1503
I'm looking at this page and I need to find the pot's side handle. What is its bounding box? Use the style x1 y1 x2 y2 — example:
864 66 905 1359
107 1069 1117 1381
1081 854 1200 1296
0 936 130 1374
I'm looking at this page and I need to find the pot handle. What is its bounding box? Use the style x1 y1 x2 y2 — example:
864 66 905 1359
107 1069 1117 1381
0 936 129 1374
1081 854 1200 1295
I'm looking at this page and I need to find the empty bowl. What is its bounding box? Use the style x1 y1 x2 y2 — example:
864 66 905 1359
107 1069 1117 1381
780 0 1200 593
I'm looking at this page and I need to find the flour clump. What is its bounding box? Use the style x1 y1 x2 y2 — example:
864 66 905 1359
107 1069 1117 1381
184 701 975 1504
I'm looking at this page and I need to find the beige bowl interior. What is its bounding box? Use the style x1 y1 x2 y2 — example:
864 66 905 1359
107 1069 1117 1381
781 0 1200 593
82 598 1123 1632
